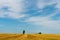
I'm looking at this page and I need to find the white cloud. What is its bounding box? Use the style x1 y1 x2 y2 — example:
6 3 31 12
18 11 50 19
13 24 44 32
6 12 25 19
0 0 26 19
36 0 60 9
55 3 60 9
0 11 26 19
26 16 60 28
0 0 24 12
25 11 60 29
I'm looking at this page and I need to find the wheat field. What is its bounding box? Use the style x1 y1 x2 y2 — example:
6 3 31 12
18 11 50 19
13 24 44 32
0 34 60 40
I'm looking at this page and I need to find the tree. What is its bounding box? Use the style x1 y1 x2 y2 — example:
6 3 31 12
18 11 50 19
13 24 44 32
38 32 42 34
23 30 25 34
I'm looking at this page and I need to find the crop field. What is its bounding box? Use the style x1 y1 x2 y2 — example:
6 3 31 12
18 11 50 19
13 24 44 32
0 34 60 40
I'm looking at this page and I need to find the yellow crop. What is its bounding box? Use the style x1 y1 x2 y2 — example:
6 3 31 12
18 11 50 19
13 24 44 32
0 34 60 40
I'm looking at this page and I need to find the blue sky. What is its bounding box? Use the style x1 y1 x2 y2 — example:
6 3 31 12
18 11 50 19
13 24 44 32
0 0 60 34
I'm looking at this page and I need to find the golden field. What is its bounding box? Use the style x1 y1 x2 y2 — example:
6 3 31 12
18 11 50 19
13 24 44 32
0 34 60 40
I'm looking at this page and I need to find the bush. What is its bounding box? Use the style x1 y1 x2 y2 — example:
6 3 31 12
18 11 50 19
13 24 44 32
38 32 42 34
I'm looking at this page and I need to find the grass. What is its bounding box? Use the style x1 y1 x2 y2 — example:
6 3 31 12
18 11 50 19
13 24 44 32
0 34 60 40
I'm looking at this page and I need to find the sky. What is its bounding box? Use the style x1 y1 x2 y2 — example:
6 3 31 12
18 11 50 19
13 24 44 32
0 0 60 34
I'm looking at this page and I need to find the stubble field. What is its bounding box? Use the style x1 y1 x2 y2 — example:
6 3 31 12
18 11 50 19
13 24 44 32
0 34 60 40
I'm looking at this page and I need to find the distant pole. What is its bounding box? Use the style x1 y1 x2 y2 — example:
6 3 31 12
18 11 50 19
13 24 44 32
23 30 25 34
